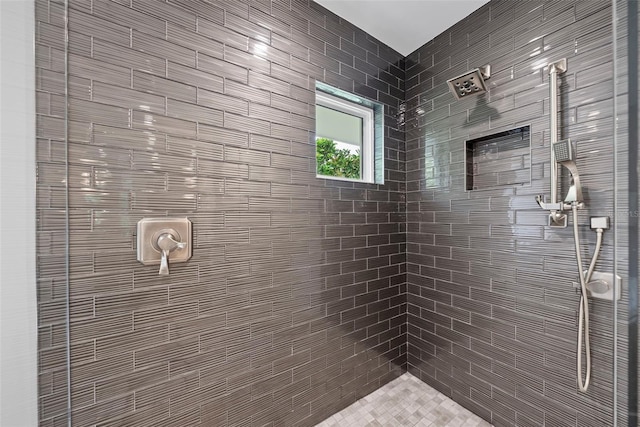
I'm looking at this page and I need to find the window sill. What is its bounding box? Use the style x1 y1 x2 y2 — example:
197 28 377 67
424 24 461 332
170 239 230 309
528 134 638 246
316 174 377 185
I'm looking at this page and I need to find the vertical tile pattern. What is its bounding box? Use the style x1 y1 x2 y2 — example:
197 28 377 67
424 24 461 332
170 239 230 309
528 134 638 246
35 0 406 426
405 1 623 426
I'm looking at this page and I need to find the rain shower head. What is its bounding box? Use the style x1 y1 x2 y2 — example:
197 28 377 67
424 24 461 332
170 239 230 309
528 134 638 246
553 140 583 204
447 65 491 100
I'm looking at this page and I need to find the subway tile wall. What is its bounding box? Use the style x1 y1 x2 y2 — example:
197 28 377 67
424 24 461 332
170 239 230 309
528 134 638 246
35 0 406 425
404 1 625 426
35 0 629 426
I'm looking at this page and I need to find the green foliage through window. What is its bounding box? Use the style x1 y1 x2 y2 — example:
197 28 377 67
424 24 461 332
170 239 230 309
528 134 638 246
316 138 360 179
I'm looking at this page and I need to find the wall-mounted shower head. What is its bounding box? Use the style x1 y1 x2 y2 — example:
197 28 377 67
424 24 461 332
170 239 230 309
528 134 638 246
553 140 583 204
447 65 491 100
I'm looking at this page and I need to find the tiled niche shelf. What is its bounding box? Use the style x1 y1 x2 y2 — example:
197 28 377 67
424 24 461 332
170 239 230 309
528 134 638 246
465 125 531 191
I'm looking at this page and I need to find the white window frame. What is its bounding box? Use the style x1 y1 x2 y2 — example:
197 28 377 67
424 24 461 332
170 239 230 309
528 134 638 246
315 90 375 184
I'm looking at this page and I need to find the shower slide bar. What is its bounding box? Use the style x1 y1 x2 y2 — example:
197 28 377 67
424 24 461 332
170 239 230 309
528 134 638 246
535 58 584 227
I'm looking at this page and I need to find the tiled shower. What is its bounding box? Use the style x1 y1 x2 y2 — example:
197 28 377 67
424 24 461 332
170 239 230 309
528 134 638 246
33 0 634 426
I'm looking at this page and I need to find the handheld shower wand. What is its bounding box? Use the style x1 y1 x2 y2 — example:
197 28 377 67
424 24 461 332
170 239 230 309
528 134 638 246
535 140 585 225
536 140 585 211
552 140 584 204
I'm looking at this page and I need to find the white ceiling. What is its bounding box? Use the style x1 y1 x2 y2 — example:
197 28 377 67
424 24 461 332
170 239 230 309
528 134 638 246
314 0 490 56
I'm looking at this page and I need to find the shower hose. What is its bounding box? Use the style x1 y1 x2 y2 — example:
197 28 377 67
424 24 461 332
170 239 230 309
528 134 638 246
572 204 604 393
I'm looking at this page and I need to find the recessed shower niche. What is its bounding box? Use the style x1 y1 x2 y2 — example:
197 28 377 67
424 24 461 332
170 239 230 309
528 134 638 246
465 125 531 191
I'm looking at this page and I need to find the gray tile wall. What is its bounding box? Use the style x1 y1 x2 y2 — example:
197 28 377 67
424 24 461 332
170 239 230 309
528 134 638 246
35 1 406 425
404 1 625 426
35 0 629 425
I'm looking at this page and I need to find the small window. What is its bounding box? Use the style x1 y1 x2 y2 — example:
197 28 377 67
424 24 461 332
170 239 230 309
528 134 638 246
315 83 383 184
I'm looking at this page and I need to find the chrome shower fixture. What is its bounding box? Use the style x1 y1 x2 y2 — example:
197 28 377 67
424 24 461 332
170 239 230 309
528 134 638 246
535 58 582 227
535 58 611 394
553 138 574 162
446 65 491 100
553 140 584 204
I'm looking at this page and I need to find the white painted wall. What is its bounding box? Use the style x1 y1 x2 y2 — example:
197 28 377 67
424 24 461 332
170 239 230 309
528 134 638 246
0 0 38 425
314 0 490 56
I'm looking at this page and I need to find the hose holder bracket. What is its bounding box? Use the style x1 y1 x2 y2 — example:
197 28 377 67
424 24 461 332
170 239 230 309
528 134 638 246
535 195 585 228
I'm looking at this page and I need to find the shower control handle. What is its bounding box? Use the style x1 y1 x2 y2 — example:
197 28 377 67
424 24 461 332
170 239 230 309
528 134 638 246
137 218 192 275
156 233 186 275
159 249 170 275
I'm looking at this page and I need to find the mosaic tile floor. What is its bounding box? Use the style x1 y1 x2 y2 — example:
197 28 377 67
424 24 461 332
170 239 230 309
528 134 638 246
316 373 493 427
